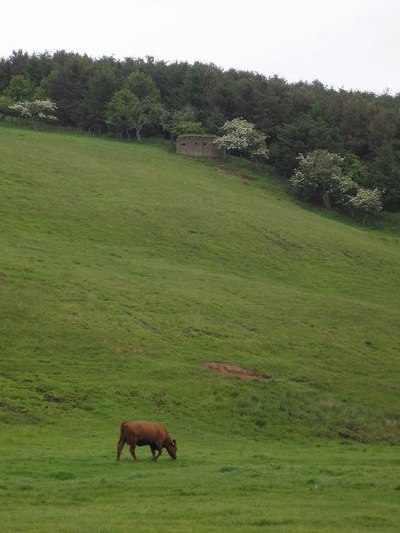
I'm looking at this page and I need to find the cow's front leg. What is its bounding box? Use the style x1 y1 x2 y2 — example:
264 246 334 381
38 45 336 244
129 444 139 462
153 442 163 461
150 445 157 461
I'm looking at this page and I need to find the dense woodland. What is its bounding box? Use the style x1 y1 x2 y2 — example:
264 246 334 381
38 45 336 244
1 50 399 210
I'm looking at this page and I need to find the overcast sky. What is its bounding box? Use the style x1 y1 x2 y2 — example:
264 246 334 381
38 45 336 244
2 0 399 94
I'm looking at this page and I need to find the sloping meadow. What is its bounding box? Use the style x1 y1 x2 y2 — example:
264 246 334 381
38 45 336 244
1 123 399 442
1 124 400 532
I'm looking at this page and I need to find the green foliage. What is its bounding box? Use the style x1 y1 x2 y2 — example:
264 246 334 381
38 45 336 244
80 61 119 132
343 152 368 185
21 51 53 86
125 70 159 100
368 141 400 211
322 91 374 156
106 71 163 141
161 106 205 139
272 114 344 176
43 53 94 126
3 74 35 101
105 88 138 138
0 94 13 120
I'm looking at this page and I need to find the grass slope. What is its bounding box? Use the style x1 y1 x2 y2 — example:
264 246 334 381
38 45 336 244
1 123 399 531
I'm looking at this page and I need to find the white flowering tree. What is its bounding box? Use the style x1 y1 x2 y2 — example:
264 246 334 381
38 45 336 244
9 99 58 129
330 174 360 212
290 150 351 209
290 149 384 221
348 187 383 223
214 118 268 163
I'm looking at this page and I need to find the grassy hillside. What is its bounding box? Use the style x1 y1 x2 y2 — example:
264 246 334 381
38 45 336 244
1 123 399 532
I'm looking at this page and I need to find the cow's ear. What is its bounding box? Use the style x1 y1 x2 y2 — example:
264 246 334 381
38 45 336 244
172 439 176 446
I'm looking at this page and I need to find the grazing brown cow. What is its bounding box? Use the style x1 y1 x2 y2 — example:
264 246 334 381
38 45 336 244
116 420 177 462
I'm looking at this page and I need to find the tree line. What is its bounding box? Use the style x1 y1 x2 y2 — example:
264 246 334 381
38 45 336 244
0 50 399 211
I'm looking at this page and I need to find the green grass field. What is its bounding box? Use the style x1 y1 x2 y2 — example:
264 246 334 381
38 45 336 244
1 122 399 531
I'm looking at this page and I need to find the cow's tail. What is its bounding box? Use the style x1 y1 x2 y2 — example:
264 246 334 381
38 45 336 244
116 422 127 462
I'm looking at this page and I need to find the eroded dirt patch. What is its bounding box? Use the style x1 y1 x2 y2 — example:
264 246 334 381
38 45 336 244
204 361 271 382
216 167 254 183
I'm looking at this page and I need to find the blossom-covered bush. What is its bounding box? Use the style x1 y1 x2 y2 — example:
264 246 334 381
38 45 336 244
349 187 383 223
290 149 383 222
214 118 268 162
332 174 360 211
290 150 348 209
9 99 58 128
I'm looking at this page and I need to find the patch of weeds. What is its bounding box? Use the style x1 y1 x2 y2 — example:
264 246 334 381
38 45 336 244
310 483 325 491
51 471 76 480
81 403 94 412
279 389 400 444
115 388 138 400
253 518 293 527
219 466 239 473
252 454 271 461
358 515 389 525
291 375 317 386
18 484 34 491
267 463 283 471
129 472 152 479
176 488 198 497
153 393 166 407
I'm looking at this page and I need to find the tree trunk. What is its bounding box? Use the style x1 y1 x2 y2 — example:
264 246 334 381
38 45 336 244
322 192 331 209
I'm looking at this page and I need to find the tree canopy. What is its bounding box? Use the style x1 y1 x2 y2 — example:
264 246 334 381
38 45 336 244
105 71 163 141
290 149 383 221
1 50 399 210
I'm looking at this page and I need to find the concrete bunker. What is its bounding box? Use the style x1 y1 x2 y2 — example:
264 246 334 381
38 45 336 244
176 134 226 160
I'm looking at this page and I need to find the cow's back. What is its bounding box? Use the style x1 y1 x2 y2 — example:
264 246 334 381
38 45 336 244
121 420 167 444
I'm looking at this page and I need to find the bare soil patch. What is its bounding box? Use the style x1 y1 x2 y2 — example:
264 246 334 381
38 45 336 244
216 167 254 183
204 361 271 382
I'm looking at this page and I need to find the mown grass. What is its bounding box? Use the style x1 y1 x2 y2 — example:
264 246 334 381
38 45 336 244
0 122 399 531
1 426 399 532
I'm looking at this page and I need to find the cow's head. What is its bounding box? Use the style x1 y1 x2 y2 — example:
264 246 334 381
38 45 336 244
166 438 177 459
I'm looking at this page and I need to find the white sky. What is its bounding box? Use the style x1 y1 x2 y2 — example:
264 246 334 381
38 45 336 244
2 0 399 94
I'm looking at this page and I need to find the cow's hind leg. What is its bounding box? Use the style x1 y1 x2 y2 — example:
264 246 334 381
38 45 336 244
116 436 125 462
129 443 139 462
